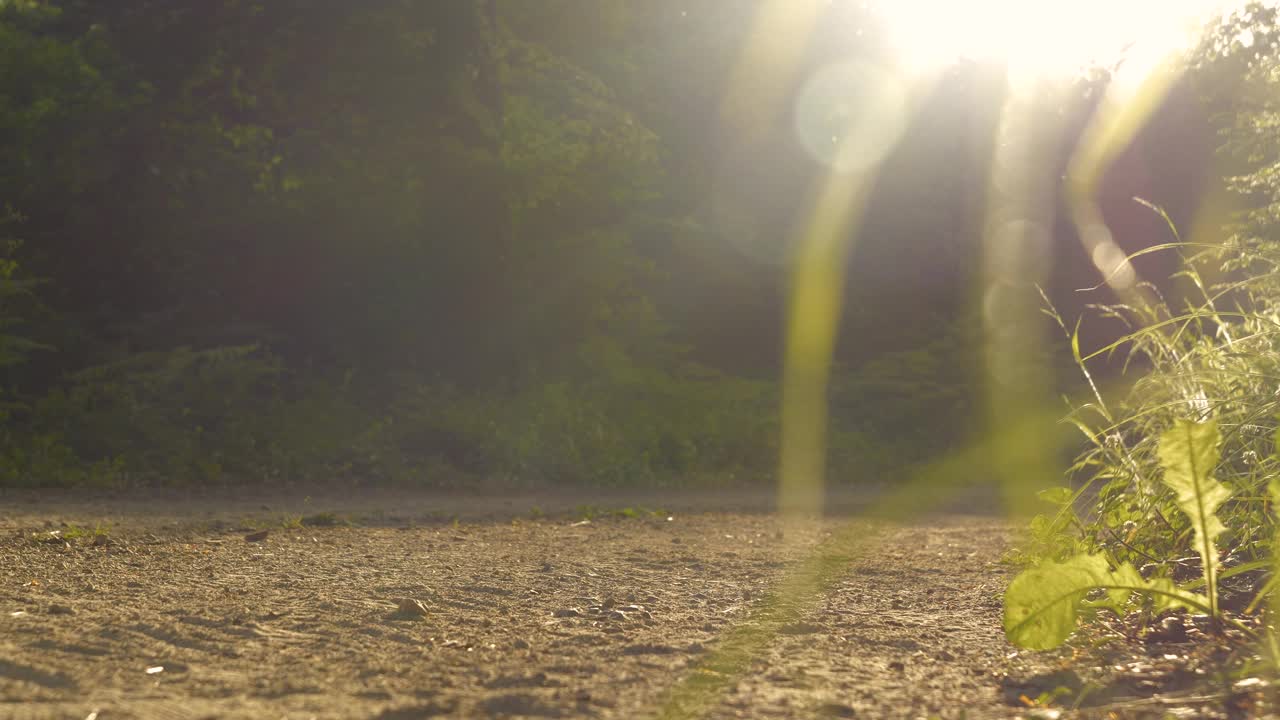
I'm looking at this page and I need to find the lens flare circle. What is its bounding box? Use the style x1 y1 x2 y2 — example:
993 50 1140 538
794 61 909 175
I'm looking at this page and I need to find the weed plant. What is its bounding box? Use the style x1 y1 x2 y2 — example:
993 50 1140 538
1005 232 1280 655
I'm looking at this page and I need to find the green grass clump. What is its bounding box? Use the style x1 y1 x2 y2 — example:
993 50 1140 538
570 504 664 521
300 512 344 527
60 523 110 542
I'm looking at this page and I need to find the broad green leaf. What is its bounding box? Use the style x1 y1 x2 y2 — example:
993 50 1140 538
1158 419 1229 616
1037 486 1074 507
1004 554 1204 650
1005 554 1108 650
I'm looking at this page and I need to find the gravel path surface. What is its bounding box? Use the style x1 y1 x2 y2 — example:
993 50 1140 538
0 489 1035 719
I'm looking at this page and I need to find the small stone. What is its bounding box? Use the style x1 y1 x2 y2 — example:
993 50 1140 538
1148 615 1188 644
31 531 65 545
389 598 430 620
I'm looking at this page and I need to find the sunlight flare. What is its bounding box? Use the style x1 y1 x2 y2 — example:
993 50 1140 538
870 0 1241 80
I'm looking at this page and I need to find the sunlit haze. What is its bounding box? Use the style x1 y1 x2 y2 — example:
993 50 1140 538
9 2 1280 716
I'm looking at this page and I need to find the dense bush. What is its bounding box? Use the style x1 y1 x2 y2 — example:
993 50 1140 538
829 328 979 482
0 328 978 490
0 1 985 490
0 339 790 488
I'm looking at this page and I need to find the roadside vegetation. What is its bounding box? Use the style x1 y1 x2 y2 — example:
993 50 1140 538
1003 3 1280 694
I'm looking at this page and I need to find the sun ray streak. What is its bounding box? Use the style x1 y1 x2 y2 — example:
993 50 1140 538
981 74 1070 518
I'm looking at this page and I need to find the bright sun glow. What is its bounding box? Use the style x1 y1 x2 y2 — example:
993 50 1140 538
871 0 1243 80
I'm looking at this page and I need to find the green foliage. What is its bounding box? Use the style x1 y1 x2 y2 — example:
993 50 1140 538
0 3 139 196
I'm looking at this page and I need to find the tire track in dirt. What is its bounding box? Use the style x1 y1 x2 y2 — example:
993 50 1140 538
649 517 1020 720
693 521 1016 719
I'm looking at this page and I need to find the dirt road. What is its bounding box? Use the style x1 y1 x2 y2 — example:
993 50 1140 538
0 488 1040 719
